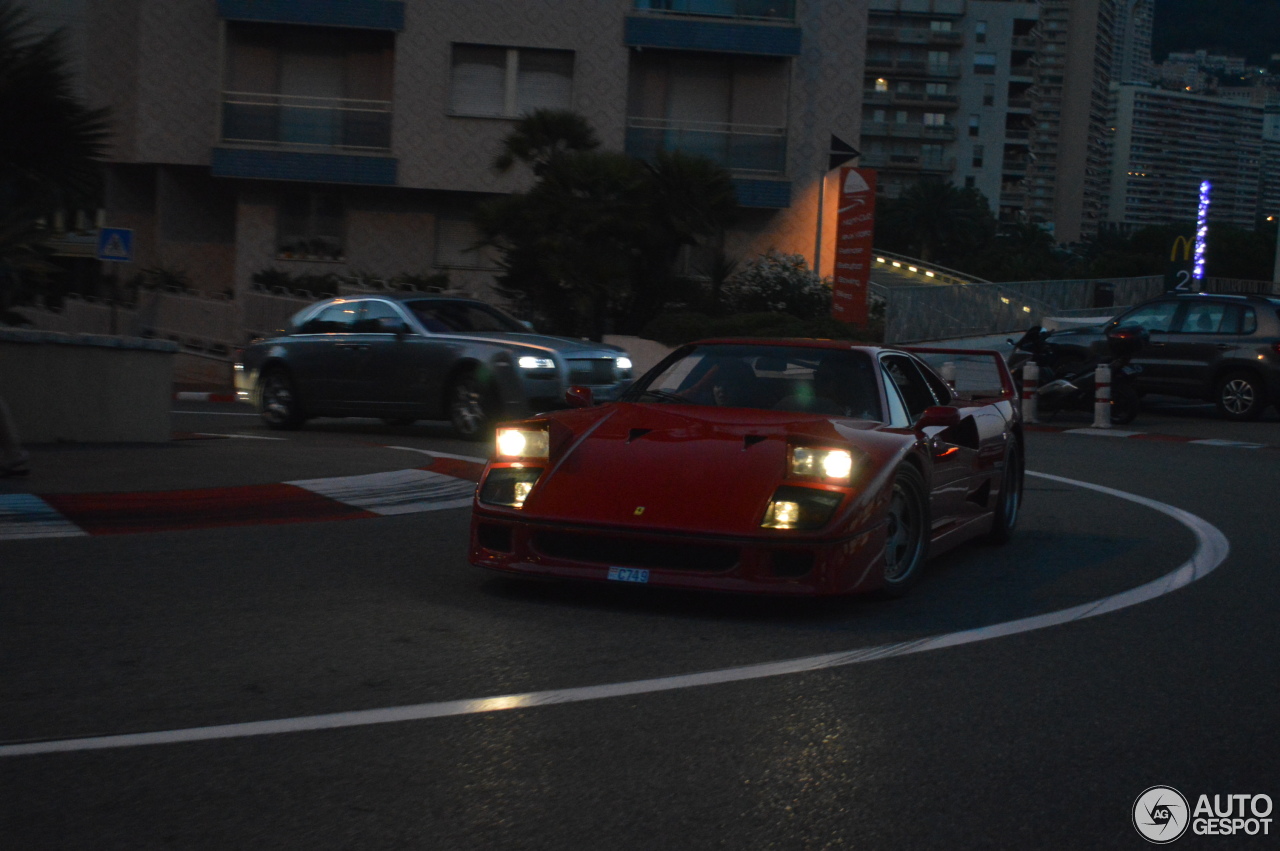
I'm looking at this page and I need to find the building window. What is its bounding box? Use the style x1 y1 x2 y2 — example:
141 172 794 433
930 20 952 32
895 110 908 124
449 45 574 118
975 21 987 43
435 218 499 270
926 82 948 96
969 114 980 137
872 109 886 123
626 51 789 174
875 77 889 92
965 176 976 188
221 24 394 152
983 83 995 106
277 192 344 261
923 113 946 126
922 144 945 166
974 53 997 75
928 50 951 70
972 144 985 168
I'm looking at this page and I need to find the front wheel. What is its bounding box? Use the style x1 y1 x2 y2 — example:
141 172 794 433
259 367 305 430
879 465 930 598
1215 372 1267 421
447 371 499 441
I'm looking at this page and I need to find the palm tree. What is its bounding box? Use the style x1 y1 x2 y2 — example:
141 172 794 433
0 1 110 317
880 179 994 263
491 109 600 176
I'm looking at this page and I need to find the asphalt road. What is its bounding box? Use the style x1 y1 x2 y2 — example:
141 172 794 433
0 404 1277 849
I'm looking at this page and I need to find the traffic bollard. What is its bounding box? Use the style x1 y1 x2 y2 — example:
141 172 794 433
940 361 956 390
1021 362 1038 424
1092 363 1112 429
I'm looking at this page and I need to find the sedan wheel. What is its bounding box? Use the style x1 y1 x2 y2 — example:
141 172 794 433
259 368 304 430
1216 372 1266 421
448 372 497 440
881 465 929 597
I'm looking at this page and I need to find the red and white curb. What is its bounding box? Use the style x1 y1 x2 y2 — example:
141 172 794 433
0 453 484 542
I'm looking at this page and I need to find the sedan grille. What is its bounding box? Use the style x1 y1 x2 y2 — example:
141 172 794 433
567 358 617 385
531 531 738 572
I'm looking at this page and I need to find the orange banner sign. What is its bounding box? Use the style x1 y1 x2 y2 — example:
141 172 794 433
831 167 876 325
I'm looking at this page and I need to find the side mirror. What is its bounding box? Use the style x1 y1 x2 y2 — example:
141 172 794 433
565 386 594 408
917 405 962 429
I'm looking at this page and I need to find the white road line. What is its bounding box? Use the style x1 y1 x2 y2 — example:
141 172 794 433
0 471 1229 757
1063 428 1143 438
1188 439 1265 449
0 495 87 540
385 446 489 464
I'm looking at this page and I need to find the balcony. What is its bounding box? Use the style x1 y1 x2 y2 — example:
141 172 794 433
864 90 959 106
860 153 955 174
862 122 956 141
633 0 794 22
216 0 404 30
221 92 392 152
866 25 962 45
626 117 786 174
864 57 961 78
625 14 800 56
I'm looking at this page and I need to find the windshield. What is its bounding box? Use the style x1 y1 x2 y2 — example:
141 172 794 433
625 344 882 420
404 300 525 334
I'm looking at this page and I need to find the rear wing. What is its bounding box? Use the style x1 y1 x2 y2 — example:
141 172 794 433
902 347 1017 403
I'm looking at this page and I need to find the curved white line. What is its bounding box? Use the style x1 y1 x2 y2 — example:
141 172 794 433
0 471 1229 758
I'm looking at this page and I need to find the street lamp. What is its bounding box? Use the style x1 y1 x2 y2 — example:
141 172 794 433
1270 215 1280 284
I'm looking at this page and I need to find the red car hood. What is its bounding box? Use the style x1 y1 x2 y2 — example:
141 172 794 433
520 403 882 536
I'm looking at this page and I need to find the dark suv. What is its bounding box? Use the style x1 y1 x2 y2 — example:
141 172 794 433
1042 293 1280 420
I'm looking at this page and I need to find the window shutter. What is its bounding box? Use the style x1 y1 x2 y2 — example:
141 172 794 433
516 50 574 114
450 46 506 116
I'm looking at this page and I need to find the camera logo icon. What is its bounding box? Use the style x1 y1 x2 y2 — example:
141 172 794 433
1134 786 1190 843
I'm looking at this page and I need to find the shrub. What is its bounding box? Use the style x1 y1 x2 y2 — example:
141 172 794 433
721 250 831 320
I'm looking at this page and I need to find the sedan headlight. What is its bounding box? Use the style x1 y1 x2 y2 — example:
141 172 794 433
517 356 556 370
615 356 632 370
789 446 855 481
761 486 845 530
496 427 550 459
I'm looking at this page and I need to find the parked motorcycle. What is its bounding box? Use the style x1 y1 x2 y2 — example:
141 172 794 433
1007 324 1149 425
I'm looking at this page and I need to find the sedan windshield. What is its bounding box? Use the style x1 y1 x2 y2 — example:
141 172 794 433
625 344 882 420
404 300 526 334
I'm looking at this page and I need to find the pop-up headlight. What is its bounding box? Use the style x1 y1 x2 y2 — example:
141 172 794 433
789 446 855 481
761 486 845 530
496 427 550 460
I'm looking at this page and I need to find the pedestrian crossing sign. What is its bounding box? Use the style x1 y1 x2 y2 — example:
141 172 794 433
96 227 134 262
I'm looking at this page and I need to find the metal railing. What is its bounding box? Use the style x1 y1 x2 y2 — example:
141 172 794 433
625 117 787 174
632 0 794 22
221 91 393 152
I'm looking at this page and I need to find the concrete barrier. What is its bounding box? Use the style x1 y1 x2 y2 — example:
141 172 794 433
0 328 176 443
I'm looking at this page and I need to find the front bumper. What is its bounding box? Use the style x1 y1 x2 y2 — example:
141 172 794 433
469 509 883 596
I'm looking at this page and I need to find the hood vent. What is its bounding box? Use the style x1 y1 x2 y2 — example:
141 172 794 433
743 434 768 450
627 428 652 443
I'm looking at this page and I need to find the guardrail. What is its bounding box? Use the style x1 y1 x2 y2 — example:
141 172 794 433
626 117 787 174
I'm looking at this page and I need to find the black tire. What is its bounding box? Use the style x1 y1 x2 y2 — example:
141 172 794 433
1215 371 1266 421
983 437 1023 545
1110 383 1140 426
258 367 305 430
879 464 930 598
447 370 499 441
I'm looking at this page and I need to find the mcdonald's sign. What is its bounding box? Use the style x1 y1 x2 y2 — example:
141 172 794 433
1164 234 1198 293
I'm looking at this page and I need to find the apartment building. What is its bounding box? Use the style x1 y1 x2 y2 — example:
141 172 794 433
1108 85 1264 230
859 0 1039 224
65 0 865 304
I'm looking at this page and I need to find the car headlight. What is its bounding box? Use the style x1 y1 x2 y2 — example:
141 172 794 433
479 466 544 508
789 446 855 481
517 356 556 370
496 427 550 459
615 356 632 370
761 486 845 530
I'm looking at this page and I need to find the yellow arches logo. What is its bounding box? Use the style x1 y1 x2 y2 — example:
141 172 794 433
1170 236 1193 262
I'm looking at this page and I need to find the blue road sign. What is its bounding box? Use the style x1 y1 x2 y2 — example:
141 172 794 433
96 227 134 262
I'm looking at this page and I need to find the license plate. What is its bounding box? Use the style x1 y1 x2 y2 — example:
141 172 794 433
608 567 649 584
